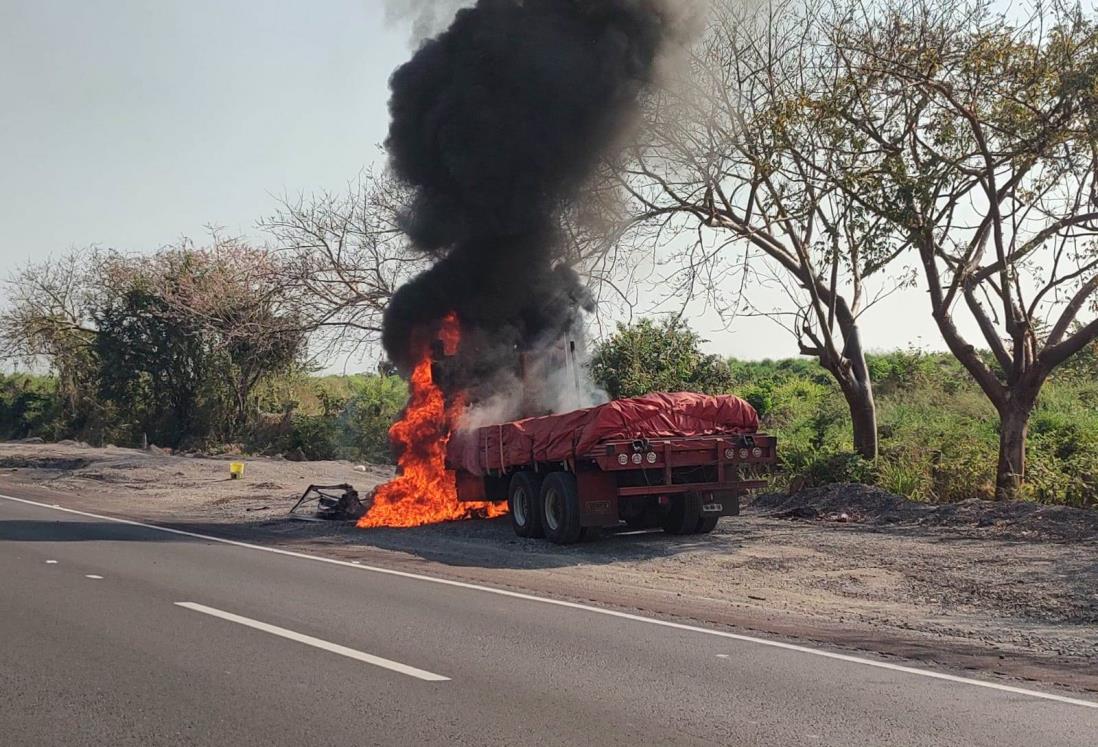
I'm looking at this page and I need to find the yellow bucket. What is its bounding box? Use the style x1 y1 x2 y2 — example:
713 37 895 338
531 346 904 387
229 462 245 480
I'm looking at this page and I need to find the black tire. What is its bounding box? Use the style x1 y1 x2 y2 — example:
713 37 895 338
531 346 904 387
580 526 602 542
508 472 544 538
540 472 583 545
661 492 702 535
694 515 720 534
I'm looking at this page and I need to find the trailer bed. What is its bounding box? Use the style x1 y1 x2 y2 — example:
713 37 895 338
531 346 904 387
446 392 759 475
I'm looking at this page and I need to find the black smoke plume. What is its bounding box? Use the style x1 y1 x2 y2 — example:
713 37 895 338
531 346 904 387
382 0 690 411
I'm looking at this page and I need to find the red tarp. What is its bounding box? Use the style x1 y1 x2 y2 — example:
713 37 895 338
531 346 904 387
446 392 758 476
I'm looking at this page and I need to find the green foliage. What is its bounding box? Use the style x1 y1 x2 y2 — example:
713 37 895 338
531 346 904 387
1025 381 1098 507
94 287 212 447
340 374 409 463
0 375 61 440
251 373 409 464
284 415 340 462
761 350 1097 506
587 322 1095 505
589 318 733 398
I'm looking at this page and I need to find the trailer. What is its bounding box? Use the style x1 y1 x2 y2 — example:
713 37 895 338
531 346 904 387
446 392 777 544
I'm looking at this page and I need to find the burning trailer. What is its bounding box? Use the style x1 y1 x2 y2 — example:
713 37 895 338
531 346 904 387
447 391 777 544
354 1 729 534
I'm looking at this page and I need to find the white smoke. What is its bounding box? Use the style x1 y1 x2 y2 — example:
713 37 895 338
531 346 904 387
383 0 473 43
456 322 609 431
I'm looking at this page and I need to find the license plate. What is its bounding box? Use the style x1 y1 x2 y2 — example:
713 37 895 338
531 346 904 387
702 503 724 513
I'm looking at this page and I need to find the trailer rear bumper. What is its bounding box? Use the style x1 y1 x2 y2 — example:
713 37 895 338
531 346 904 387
615 479 768 497
574 475 761 527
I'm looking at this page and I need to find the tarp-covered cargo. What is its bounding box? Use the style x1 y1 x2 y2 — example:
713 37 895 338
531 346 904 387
447 392 759 476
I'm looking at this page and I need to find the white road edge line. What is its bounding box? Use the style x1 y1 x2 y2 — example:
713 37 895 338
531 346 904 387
175 602 449 682
2 492 1095 710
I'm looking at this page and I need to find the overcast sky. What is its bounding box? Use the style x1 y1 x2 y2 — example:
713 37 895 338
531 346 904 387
0 0 950 371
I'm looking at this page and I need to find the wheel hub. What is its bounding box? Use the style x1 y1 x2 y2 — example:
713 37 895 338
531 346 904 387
513 486 528 525
545 489 561 531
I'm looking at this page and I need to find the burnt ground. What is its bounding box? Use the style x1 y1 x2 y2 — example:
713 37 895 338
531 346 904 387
1 442 1095 694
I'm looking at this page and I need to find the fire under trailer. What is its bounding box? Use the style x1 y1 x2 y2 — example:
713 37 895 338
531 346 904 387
447 392 777 544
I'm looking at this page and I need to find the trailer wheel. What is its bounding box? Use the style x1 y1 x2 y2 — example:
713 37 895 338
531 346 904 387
508 472 544 538
661 492 702 535
540 472 583 545
694 516 719 534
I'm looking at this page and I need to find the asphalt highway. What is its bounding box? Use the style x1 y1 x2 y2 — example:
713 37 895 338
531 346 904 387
1 493 1095 746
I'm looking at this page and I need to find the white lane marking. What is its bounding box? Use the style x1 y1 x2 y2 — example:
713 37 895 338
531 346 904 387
85 574 103 580
45 560 58 564
175 602 449 682
2 492 1095 710
716 654 729 659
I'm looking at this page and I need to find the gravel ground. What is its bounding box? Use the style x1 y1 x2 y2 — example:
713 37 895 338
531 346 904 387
2 441 1095 691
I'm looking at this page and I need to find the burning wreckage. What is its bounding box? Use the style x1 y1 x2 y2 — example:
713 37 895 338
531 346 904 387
355 0 778 541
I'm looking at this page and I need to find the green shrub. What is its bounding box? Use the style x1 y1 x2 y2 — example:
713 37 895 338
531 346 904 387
280 415 336 461
798 452 877 487
740 383 775 417
248 372 408 463
590 318 733 398
340 374 408 463
0 375 62 440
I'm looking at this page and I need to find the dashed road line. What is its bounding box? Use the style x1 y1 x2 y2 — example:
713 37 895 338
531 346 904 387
175 602 450 682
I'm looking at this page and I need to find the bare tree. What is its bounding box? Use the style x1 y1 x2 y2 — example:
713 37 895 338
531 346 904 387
617 0 912 459
815 0 1098 498
259 171 426 363
0 249 102 418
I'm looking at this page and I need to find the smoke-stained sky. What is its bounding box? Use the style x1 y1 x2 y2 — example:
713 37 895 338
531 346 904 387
0 0 971 368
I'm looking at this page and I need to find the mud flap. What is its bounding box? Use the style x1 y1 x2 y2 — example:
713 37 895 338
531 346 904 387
699 491 741 517
576 470 620 527
455 470 487 502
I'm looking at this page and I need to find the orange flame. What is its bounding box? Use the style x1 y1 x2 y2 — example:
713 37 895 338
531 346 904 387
358 314 507 528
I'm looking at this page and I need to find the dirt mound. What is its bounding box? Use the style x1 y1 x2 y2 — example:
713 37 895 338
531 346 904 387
752 483 912 521
914 500 1098 542
0 455 92 471
750 483 1098 542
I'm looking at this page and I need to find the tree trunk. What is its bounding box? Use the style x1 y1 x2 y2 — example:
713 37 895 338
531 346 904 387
840 379 878 460
995 395 1036 501
835 307 878 460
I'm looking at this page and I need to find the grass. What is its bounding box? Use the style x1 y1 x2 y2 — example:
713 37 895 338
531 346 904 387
736 351 1098 507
